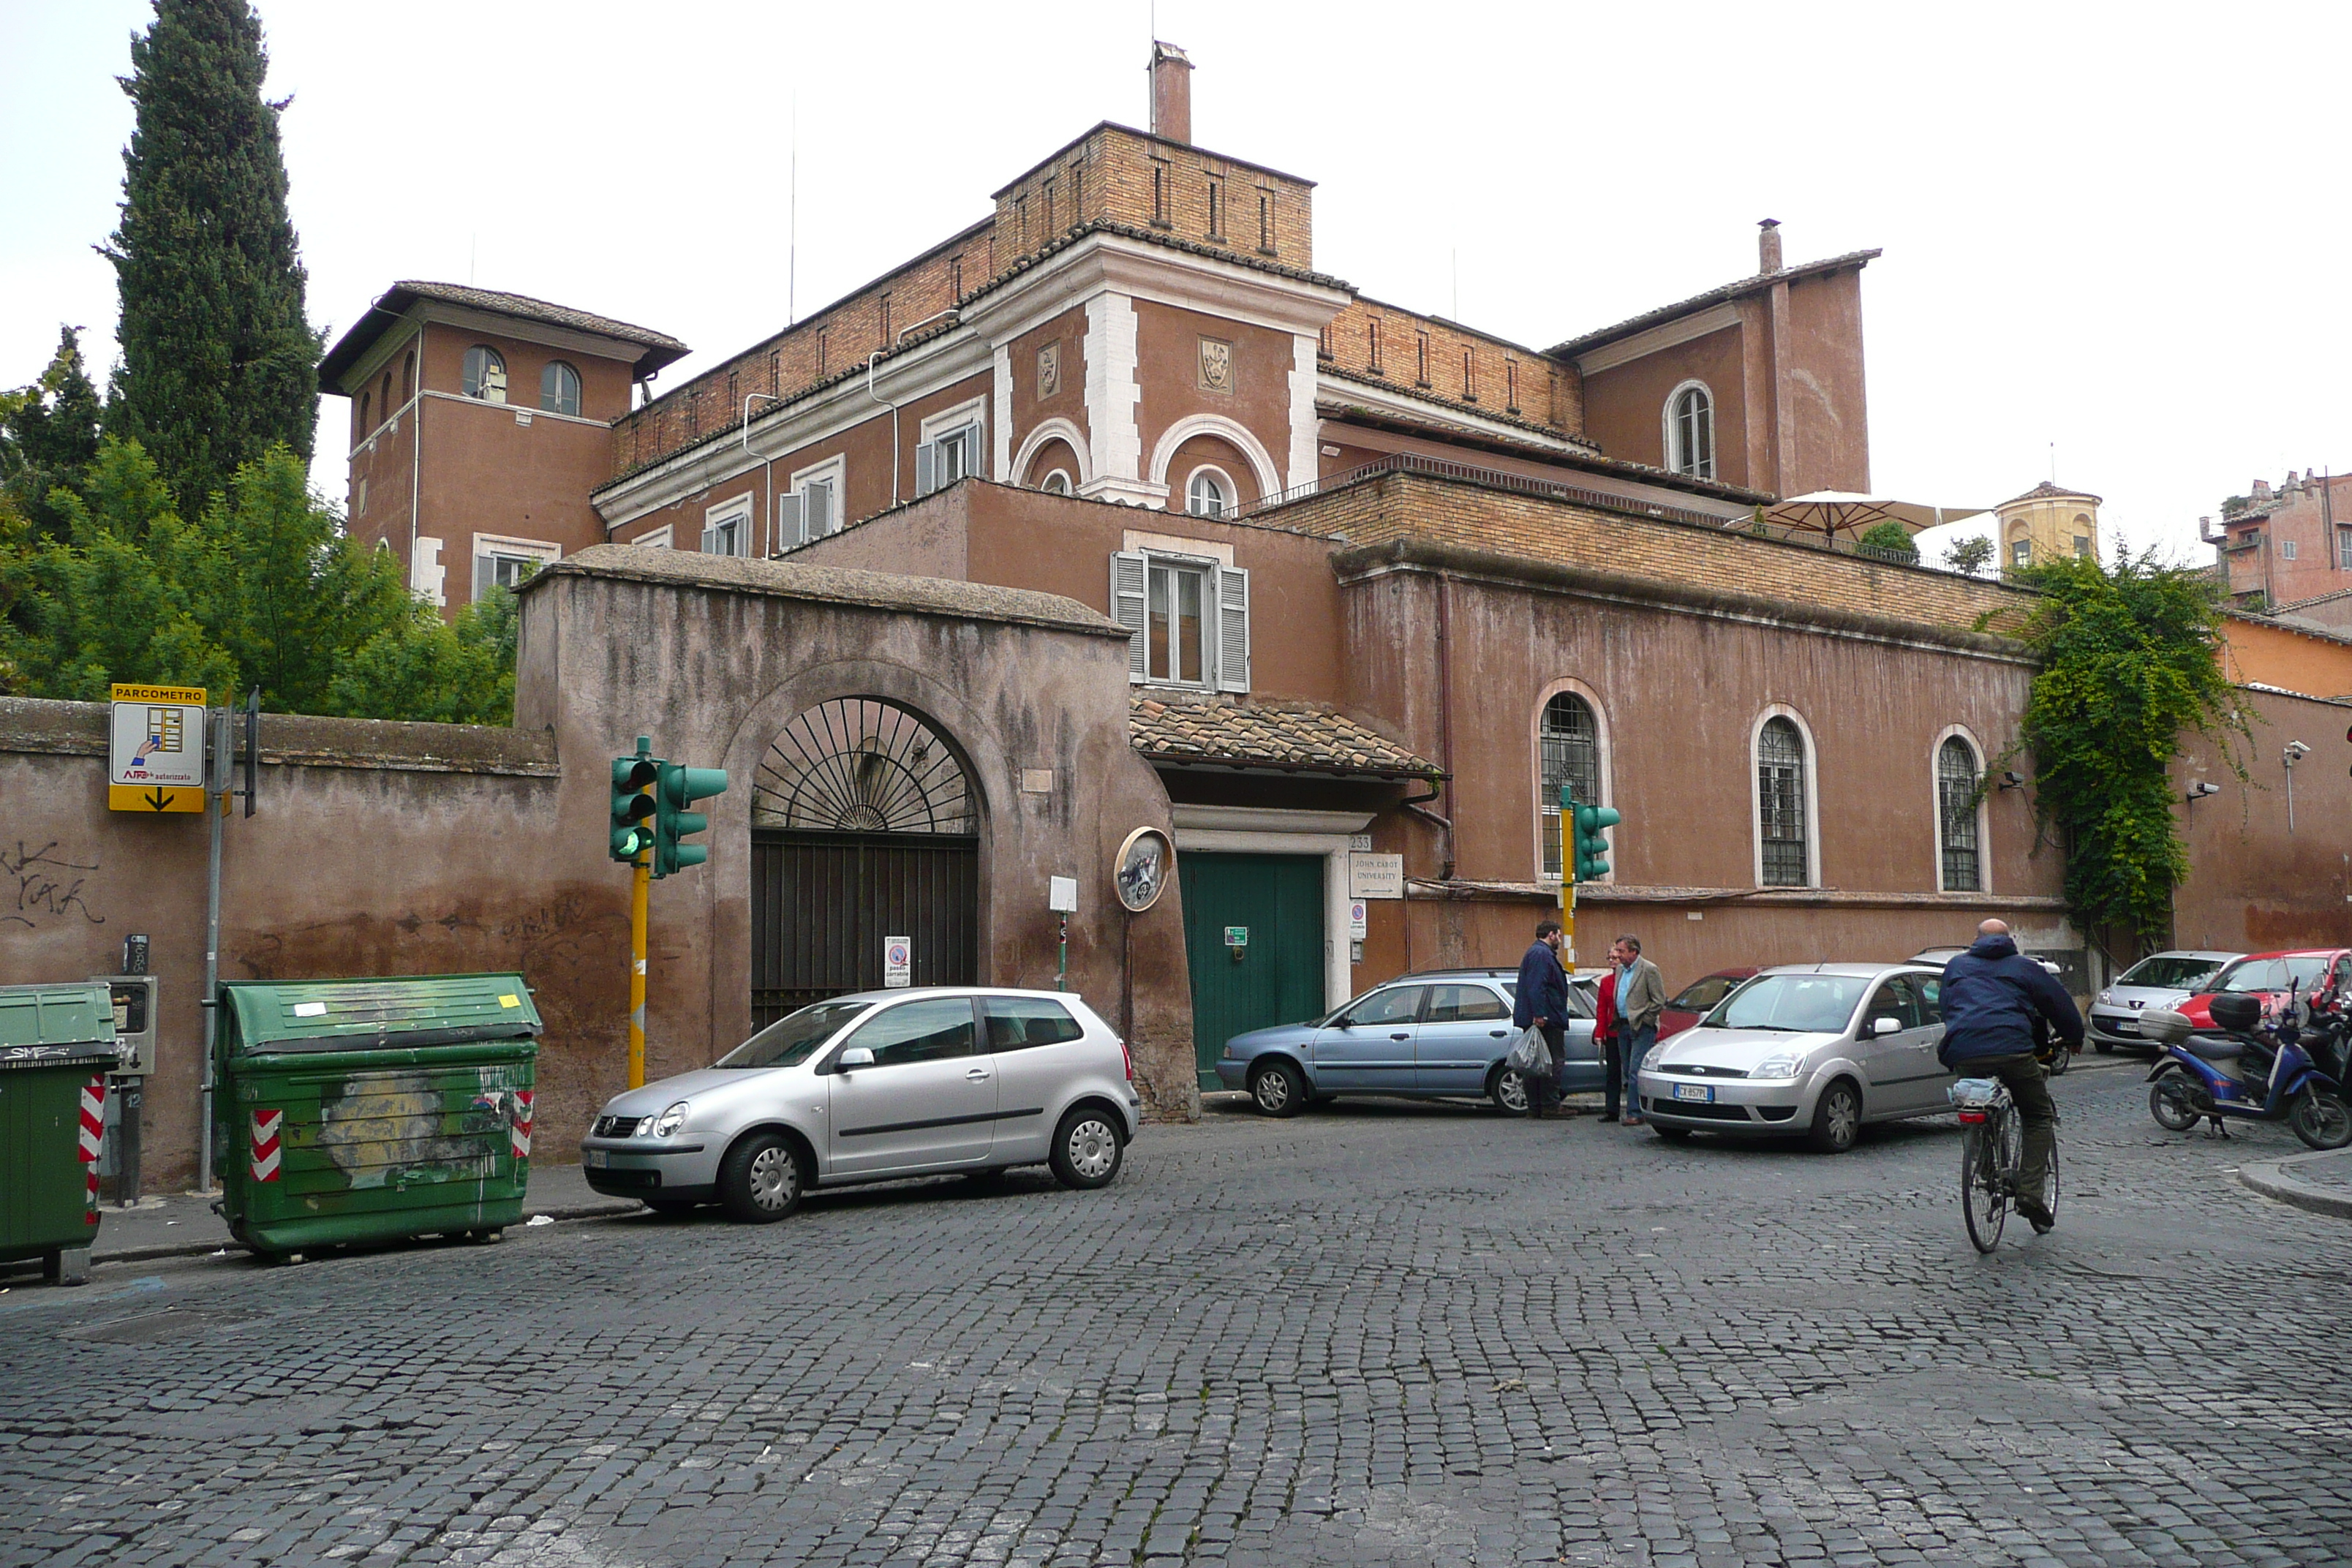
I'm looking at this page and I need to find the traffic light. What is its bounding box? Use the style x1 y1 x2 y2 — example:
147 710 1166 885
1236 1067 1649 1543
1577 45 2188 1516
652 763 729 877
1561 783 1621 883
610 745 660 862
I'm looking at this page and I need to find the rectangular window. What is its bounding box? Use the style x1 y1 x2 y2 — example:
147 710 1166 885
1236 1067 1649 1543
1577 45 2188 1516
1041 177 1055 235
1506 360 1520 413
777 458 844 550
2338 528 2352 569
818 329 829 378
1207 179 1223 239
700 498 752 557
1414 331 1430 388
1368 320 1383 374
879 293 892 347
1257 191 1273 252
727 370 739 413
1318 325 1333 360
1462 349 1477 402
1068 165 1082 223
949 255 963 299
1151 161 1170 226
1110 551 1248 692
1016 192 1029 248
2011 539 2031 568
2282 538 2299 561
769 350 780 395
914 423 982 497
472 533 559 598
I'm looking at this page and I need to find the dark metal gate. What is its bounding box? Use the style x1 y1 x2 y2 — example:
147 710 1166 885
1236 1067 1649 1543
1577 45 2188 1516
748 699 982 1028
750 831 979 1026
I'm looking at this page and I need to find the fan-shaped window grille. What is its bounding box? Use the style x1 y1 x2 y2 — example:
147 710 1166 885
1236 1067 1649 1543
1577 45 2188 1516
1537 692 1601 878
1757 716 1810 887
753 700 975 834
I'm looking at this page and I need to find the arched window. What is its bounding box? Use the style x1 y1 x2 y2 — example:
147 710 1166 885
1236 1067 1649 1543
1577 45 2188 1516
359 390 371 429
1538 692 1602 878
540 361 581 417
461 344 508 403
1937 736 1983 892
1186 467 1231 519
400 350 414 402
379 369 393 418
1757 716 1809 887
1040 469 1073 496
1667 383 1714 478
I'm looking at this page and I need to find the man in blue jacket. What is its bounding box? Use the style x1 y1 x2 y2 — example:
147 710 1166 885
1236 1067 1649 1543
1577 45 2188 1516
1940 919 2084 1232
1513 921 1571 1120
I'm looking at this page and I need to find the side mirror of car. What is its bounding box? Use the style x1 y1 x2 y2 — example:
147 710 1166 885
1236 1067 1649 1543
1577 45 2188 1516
1867 1017 1902 1039
836 1046 875 1071
1333 1018 1353 1030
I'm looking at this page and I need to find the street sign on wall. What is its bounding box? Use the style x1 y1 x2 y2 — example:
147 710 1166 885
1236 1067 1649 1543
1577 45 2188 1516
108 684 207 813
1349 853 1404 900
883 936 912 988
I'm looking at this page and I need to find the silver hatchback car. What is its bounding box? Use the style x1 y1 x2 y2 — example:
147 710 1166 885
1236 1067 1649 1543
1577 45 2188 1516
580 988 1142 1221
1636 962 1953 1152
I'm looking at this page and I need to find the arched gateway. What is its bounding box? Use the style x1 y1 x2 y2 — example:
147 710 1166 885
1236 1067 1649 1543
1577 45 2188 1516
748 698 980 1025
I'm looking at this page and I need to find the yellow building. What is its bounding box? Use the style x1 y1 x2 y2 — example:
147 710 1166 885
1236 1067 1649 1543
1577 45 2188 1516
1995 480 2102 569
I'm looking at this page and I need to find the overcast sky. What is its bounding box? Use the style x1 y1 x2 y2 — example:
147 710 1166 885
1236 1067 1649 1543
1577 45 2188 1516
6 1 2347 563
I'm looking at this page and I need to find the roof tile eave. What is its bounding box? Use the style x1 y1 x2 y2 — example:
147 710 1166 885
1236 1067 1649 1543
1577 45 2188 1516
1545 249 1883 360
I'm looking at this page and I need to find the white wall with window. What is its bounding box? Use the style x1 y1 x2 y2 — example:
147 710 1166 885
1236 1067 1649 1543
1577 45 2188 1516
1110 548 1249 691
1533 682 1610 881
701 494 754 557
472 532 559 598
777 455 845 551
1933 726 1990 894
916 399 987 497
1664 379 1714 479
1752 706 1819 888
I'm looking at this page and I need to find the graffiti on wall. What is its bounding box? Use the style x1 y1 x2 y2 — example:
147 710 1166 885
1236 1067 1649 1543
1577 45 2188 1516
3 841 105 931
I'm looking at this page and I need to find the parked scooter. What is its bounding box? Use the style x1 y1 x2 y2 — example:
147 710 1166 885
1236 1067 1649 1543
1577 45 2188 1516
2142 995 2352 1150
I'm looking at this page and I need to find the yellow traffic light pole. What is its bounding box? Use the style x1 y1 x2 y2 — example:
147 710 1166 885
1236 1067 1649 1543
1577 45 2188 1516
1559 797 1577 966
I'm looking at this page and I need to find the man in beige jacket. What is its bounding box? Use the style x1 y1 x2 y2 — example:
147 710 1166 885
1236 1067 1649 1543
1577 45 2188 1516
1610 935 1668 1127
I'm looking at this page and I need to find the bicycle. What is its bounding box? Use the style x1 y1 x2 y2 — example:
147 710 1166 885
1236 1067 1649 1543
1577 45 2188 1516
1950 1077 2059 1253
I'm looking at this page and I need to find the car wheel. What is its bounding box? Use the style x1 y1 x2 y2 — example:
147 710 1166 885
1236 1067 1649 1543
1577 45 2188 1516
1049 1107 1124 1190
644 1198 698 1217
717 1131 803 1223
2093 1039 2114 1055
1248 1060 1308 1117
1490 1066 1531 1115
1806 1079 1862 1153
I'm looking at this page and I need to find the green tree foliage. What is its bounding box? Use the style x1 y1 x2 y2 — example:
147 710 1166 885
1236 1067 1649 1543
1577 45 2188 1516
2009 549 2248 951
1941 533 1996 577
105 0 319 518
0 328 106 540
1855 520 1919 560
0 439 516 724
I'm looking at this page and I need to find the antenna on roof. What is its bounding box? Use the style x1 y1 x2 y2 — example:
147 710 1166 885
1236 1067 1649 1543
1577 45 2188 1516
788 92 799 326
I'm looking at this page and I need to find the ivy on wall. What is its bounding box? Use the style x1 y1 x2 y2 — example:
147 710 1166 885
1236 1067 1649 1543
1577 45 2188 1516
2002 548 2249 951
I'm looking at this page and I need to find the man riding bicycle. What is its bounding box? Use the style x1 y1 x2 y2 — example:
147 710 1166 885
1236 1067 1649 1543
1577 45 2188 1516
1939 919 2084 1233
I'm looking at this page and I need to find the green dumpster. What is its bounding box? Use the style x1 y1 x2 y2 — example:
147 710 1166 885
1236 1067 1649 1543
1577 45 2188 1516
214 973 541 1259
0 982 118 1285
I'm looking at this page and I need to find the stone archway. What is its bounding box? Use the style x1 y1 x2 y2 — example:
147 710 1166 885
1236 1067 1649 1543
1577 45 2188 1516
748 698 981 1025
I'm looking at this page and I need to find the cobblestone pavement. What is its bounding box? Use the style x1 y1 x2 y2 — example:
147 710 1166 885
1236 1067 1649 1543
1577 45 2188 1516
4 1059 2349 1567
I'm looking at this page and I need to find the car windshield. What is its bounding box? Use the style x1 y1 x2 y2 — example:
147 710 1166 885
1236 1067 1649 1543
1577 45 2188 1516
2119 955 2225 991
1701 973 1869 1033
715 1000 870 1068
2215 957 2331 995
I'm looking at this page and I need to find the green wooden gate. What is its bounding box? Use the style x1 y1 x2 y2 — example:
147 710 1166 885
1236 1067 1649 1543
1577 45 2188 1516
1179 852 1327 1090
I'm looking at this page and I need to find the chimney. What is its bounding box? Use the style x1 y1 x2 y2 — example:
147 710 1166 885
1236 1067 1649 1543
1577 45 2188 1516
1757 219 1783 274
1150 41 1193 145
2253 478 2272 497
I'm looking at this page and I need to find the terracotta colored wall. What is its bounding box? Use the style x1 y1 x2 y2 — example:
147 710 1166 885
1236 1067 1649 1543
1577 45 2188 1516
2217 617 2352 701
1781 268 1871 496
2217 476 2352 606
1577 323 1748 485
2174 686 2352 952
1133 299 1294 497
1008 306 1090 475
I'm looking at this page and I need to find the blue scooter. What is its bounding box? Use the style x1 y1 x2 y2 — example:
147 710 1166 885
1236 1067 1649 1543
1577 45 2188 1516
2143 992 2352 1150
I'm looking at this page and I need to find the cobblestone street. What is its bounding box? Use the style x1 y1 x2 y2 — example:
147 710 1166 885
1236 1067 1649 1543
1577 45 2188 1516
4 1058 2349 1568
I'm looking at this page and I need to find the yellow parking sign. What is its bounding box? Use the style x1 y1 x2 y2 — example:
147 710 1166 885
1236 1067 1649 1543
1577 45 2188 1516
108 683 208 813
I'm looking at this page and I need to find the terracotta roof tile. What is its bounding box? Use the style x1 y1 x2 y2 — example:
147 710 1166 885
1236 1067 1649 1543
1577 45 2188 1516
1547 250 1882 359
1129 696 1442 778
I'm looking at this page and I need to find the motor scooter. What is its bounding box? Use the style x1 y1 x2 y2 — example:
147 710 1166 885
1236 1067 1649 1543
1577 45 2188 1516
2142 994 2352 1150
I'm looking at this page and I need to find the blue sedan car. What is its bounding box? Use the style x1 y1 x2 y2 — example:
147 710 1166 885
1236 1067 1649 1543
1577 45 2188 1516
1214 968 1606 1116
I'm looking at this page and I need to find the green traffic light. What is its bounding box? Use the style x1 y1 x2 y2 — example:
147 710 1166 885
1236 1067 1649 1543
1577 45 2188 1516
652 763 729 878
609 748 663 864
1570 796 1621 883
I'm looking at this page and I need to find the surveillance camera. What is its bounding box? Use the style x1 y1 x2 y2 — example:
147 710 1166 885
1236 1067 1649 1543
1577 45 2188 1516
2286 741 2312 763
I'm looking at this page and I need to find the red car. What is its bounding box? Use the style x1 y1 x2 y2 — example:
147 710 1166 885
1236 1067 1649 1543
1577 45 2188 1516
1656 967 1764 1041
2178 948 2352 1030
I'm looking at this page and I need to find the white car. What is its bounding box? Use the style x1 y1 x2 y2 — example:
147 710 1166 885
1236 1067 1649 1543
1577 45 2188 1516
581 988 1142 1221
1636 962 1953 1152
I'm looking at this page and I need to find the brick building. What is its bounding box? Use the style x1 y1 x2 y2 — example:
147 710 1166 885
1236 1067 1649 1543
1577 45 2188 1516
307 44 2335 1101
2206 469 2352 616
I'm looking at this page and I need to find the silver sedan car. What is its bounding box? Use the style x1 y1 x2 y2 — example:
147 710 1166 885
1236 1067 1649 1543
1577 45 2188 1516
580 987 1142 1221
1635 962 1953 1152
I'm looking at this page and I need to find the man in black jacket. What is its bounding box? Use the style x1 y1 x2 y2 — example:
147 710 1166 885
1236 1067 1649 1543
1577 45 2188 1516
1513 921 1571 1120
1940 919 2084 1232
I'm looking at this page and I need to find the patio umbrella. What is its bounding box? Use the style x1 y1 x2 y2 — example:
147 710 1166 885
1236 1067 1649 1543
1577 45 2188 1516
1761 491 1987 546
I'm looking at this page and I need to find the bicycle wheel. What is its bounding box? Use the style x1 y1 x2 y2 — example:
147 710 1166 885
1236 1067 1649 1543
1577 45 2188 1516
1961 1120 2008 1254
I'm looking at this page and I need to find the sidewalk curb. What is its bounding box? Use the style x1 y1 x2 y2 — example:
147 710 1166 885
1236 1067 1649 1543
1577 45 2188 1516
2237 1150 2352 1220
85 1197 647 1267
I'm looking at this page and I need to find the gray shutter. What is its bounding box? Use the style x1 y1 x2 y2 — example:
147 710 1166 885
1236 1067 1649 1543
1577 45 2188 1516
474 553 494 599
962 423 985 479
807 481 833 537
1215 564 1250 692
914 440 937 497
1111 551 1148 683
774 492 803 550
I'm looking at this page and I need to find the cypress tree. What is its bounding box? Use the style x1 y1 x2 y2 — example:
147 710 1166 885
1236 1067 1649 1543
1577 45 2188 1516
105 0 320 517
0 327 106 539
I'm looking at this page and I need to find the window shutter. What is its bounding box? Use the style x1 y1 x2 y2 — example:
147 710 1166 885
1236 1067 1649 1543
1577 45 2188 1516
474 554 494 599
700 524 723 554
1111 551 1148 683
962 423 985 479
1215 564 1250 693
807 480 834 537
915 440 937 497
774 492 803 549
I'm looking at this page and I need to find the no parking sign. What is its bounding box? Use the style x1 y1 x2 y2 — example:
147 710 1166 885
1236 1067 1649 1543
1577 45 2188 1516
883 936 912 988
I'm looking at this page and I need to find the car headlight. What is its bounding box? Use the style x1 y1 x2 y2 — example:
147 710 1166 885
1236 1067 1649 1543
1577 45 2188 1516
2097 989 2113 1005
1751 1054 1803 1082
1222 1043 1237 1059
652 1101 690 1138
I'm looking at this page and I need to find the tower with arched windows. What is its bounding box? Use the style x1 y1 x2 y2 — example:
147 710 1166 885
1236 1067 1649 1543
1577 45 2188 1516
1993 480 2103 572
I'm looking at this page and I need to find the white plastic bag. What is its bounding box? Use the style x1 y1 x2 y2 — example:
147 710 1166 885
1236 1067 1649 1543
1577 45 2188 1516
1505 1026 1549 1076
